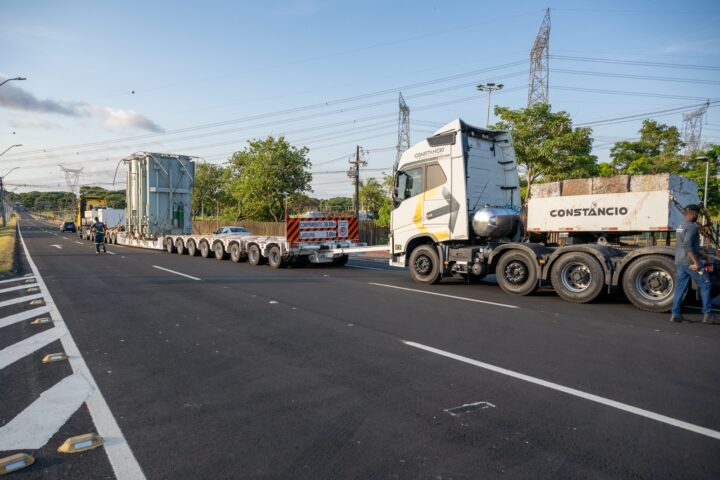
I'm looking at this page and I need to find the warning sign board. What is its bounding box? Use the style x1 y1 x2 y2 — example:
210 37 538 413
287 216 358 243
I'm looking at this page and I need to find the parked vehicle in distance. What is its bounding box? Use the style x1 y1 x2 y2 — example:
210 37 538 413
61 221 77 233
213 226 252 237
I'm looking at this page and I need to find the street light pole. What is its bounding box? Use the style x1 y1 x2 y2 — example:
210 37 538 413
0 144 22 158
0 77 26 88
0 167 20 227
476 83 504 127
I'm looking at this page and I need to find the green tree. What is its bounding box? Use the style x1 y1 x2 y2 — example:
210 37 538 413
610 120 684 174
192 163 227 217
492 103 597 194
357 178 387 218
226 136 312 221
684 144 720 217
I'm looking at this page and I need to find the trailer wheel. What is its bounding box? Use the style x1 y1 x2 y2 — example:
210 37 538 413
332 255 349 267
248 244 266 265
496 251 538 296
409 245 442 285
551 252 605 304
175 239 185 255
622 255 675 313
213 242 227 260
165 237 175 253
229 243 247 263
199 241 211 258
268 246 285 269
187 240 198 256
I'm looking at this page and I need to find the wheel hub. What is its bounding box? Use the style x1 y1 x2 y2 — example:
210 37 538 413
636 268 673 300
561 262 592 292
505 261 528 284
414 255 432 275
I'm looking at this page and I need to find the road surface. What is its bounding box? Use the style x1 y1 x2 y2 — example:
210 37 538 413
1 218 719 479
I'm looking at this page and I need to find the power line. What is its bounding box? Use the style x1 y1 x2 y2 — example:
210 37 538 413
551 54 720 71
554 68 720 85
576 100 719 127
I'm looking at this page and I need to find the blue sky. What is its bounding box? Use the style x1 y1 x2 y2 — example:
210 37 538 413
1 0 719 197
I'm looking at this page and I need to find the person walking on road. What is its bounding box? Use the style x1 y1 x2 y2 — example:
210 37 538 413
670 204 718 324
90 217 107 254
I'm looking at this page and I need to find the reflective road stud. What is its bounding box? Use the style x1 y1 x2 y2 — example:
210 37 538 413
42 353 68 363
57 433 104 453
0 453 35 475
29 299 44 305
31 317 52 325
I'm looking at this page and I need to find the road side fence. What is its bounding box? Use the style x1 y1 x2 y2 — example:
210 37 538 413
192 219 389 245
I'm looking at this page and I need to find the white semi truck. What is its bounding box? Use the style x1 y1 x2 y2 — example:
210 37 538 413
372 118 719 312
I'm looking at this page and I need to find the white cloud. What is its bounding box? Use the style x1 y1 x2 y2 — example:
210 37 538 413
99 107 163 132
661 38 720 54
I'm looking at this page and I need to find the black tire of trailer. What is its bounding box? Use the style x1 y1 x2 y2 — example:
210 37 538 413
268 246 285 269
332 255 349 266
550 252 605 304
165 237 175 253
409 245 442 285
229 243 246 263
199 241 212 258
175 239 185 255
247 244 266 265
213 242 227 260
495 250 538 296
187 240 198 256
621 255 676 313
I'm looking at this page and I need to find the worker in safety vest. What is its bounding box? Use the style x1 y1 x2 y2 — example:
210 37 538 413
90 217 107 254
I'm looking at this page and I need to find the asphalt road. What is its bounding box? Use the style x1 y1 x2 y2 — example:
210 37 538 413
2 217 719 479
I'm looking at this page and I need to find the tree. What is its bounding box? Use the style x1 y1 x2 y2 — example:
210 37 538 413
226 136 312 221
192 163 226 217
492 103 597 194
357 178 387 218
610 120 684 175
684 144 720 217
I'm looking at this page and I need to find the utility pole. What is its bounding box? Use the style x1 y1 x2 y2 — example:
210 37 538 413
0 176 5 228
476 83 504 127
528 8 550 106
347 145 366 218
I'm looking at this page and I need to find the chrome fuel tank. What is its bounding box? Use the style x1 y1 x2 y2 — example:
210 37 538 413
471 207 520 239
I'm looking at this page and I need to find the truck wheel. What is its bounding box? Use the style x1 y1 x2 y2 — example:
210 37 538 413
229 243 247 263
551 252 605 304
248 244 266 265
622 255 676 313
409 245 441 285
268 246 285 269
200 241 211 258
496 251 538 296
332 255 349 266
187 240 198 256
213 242 227 260
165 237 175 253
175 239 185 255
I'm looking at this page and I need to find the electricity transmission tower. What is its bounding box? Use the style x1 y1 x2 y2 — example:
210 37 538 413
395 92 410 172
59 164 83 212
528 8 550 106
682 99 710 155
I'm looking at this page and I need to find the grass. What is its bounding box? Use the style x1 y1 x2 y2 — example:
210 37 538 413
0 214 18 274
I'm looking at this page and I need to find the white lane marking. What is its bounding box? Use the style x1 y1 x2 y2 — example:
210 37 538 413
370 282 518 309
0 325 68 370
107 251 117 255
404 340 720 441
75 241 84 245
347 264 385 271
0 306 51 329
50 244 63 249
0 293 44 308
0 276 34 285
0 373 93 450
152 265 201 281
18 223 147 479
444 401 496 417
0 283 38 294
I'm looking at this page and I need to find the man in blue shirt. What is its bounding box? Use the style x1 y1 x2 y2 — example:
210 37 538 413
671 204 718 324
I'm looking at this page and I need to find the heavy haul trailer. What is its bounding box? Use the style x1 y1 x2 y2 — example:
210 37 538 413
112 151 363 266
333 119 720 313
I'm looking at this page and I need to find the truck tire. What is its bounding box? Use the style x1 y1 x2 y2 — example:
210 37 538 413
175 239 185 255
229 243 247 263
268 246 285 269
199 241 211 258
187 240 198 256
409 245 442 285
622 255 676 313
165 237 175 253
332 255 349 266
248 244 266 265
551 252 605 304
495 251 538 296
213 242 227 260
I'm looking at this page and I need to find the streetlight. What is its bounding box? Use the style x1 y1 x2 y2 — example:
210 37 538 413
0 167 20 227
0 144 22 157
476 82 504 127
696 156 710 212
0 77 27 88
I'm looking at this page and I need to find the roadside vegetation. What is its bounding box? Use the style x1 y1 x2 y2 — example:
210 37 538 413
0 214 18 274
